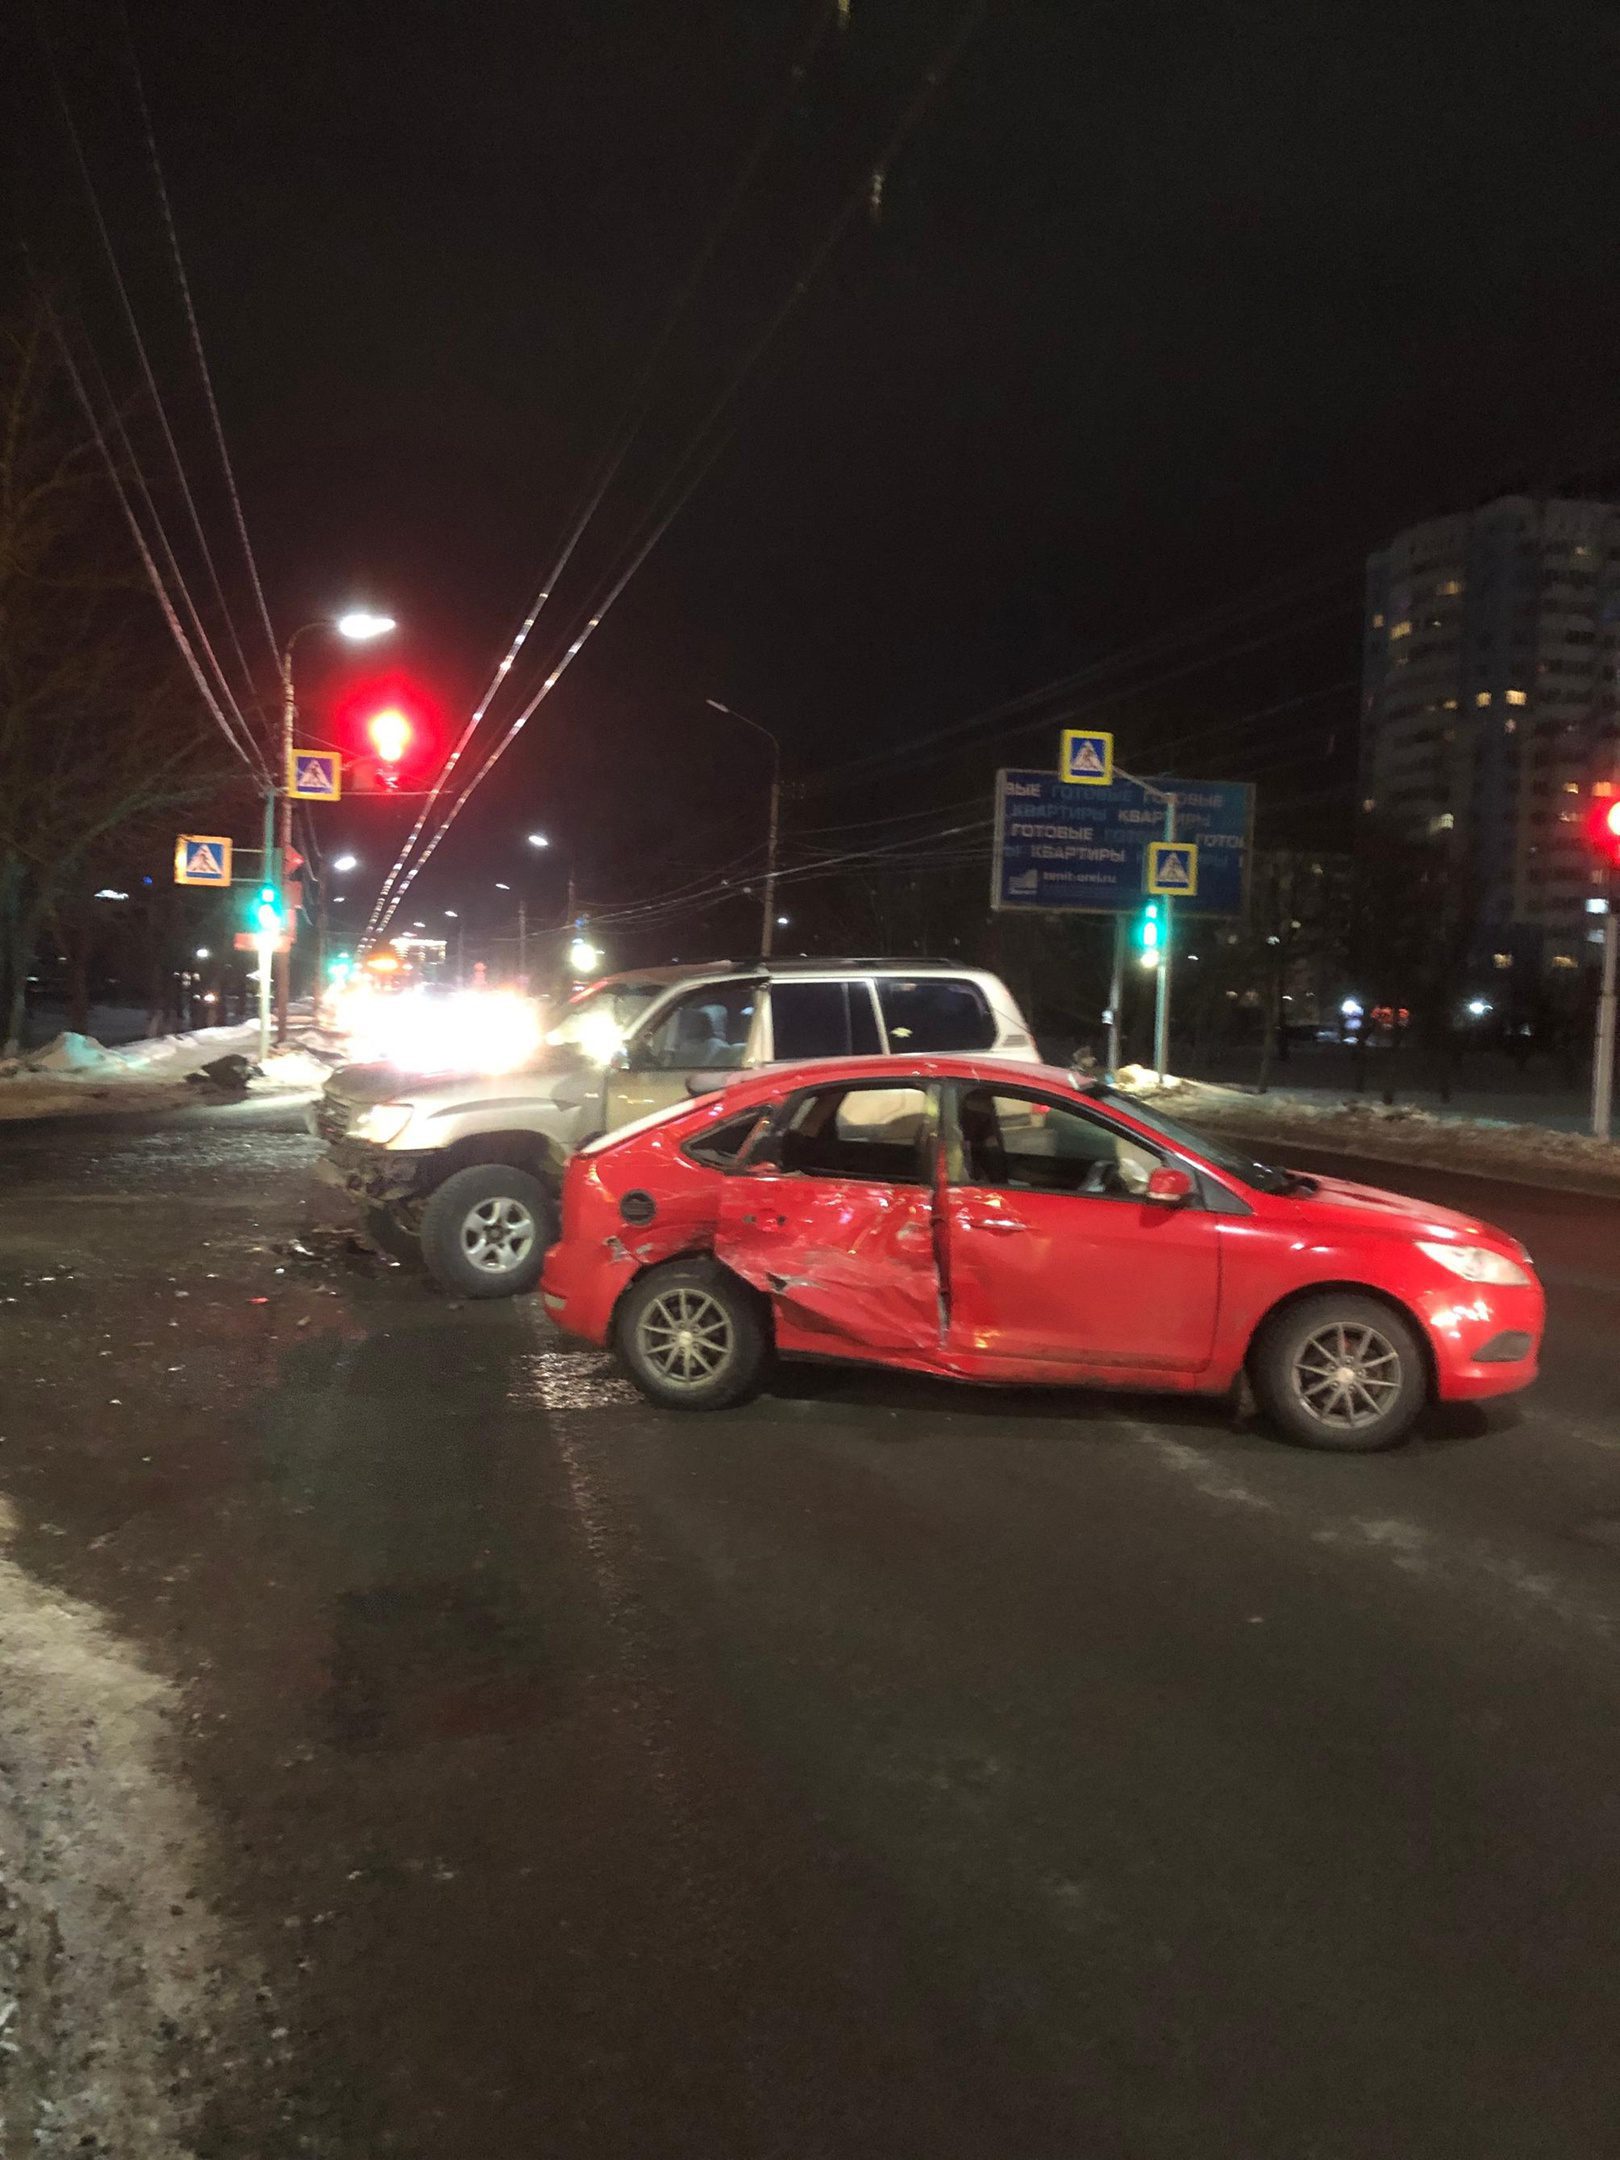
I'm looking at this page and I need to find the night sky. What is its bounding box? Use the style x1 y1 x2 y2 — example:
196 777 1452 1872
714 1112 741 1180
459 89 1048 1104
15 0 1620 953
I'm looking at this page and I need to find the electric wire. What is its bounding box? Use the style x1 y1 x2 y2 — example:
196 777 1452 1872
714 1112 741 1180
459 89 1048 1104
44 32 264 732
366 0 840 934
120 7 281 691
364 0 992 946
43 304 271 782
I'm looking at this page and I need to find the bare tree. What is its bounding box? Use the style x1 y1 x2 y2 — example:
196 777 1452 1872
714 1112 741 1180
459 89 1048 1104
0 303 240 1050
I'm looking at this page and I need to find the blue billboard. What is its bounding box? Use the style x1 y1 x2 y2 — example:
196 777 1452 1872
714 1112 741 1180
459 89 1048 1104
991 769 1253 917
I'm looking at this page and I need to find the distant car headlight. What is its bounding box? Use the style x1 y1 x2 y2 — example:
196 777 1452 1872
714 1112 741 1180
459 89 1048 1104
351 1103 414 1145
1416 1240 1533 1287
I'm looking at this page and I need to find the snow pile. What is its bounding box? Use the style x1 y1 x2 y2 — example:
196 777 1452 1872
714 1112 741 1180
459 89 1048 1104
0 1021 337 1121
1115 1069 1620 1195
1113 1062 1187 1094
16 1031 123 1075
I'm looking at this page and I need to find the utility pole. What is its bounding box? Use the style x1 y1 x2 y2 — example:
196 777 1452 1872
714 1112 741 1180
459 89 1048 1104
762 764 781 958
1104 914 1126 1074
1595 892 1617 1141
257 784 276 1065
705 698 782 958
517 895 527 988
274 649 295 1043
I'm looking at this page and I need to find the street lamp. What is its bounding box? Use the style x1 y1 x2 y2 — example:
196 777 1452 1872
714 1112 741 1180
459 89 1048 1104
527 832 550 849
705 698 782 956
333 853 359 873
274 608 396 1046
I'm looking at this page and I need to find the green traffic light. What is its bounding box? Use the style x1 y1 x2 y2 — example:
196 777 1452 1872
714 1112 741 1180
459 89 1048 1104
1139 900 1161 952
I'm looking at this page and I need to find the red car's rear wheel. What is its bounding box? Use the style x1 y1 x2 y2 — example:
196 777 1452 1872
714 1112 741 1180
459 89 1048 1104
616 1260 770 1411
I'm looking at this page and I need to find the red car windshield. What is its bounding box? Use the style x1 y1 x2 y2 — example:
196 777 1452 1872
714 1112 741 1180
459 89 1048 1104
1097 1088 1296 1196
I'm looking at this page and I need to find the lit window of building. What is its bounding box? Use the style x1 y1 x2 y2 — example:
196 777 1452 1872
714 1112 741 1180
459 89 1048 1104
1438 578 1464 596
1505 688 1528 705
1475 691 1492 706
1389 619 1412 639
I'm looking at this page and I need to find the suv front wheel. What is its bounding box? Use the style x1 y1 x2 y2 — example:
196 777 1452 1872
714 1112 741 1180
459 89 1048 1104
418 1164 557 1299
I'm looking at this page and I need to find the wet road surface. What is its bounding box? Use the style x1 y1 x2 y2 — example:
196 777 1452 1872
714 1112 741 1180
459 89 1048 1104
3 1097 1620 2156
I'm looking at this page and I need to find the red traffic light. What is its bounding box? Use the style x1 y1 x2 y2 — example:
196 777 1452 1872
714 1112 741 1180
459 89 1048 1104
1587 786 1620 867
367 707 413 764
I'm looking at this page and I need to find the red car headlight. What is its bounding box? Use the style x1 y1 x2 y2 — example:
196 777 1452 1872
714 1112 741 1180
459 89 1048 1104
1416 1241 1534 1288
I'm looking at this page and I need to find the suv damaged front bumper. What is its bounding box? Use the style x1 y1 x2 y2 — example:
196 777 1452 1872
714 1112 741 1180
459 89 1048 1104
320 1139 432 1205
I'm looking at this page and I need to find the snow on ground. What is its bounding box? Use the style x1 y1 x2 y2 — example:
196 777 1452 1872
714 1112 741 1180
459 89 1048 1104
1115 1065 1620 1195
0 1499 245 2156
0 1024 341 1123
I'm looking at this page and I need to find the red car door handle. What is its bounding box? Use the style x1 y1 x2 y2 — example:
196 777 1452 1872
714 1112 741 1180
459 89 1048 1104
965 1215 1027 1234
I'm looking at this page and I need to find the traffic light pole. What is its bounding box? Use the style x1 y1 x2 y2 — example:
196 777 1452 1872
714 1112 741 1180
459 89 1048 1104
1594 893 1617 1141
1153 794 1175 1081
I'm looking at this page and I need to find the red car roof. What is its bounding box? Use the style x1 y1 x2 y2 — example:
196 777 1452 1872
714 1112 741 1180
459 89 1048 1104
708 1053 1089 1109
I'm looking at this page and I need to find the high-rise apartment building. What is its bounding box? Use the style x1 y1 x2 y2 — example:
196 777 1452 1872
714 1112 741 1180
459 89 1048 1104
1360 497 1620 967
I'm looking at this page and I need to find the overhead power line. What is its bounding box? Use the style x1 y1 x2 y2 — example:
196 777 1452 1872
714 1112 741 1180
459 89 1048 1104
44 34 264 734
366 0 992 945
366 1 840 937
120 8 281 695
43 303 271 783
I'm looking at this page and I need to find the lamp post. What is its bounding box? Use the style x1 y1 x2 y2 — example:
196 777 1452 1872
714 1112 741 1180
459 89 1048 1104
704 699 782 957
275 610 394 1040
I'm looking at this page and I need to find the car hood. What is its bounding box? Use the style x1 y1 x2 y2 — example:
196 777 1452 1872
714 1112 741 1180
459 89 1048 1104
1279 1172 1509 1249
325 1045 579 1107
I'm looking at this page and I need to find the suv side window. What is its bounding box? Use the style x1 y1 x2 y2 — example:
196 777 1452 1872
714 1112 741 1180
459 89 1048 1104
769 980 882 1060
776 1084 934 1184
632 983 756 1071
877 977 995 1052
953 1087 1161 1199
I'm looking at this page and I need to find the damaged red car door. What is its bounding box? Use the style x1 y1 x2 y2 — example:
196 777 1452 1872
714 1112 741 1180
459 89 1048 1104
943 1084 1222 1373
714 1081 942 1356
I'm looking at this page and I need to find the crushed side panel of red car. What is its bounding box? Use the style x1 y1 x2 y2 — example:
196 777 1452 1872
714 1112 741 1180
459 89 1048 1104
715 1170 941 1355
542 1126 730 1345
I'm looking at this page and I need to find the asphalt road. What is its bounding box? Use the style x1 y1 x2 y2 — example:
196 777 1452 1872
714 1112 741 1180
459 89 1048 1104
3 1096 1620 2158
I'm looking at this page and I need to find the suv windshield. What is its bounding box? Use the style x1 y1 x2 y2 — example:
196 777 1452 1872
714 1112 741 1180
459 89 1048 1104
1098 1087 1296 1196
548 981 668 1062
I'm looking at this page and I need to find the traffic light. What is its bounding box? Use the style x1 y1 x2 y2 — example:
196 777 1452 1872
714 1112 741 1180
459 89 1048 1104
367 706 413 766
251 883 283 937
1588 784 1620 870
1137 900 1161 966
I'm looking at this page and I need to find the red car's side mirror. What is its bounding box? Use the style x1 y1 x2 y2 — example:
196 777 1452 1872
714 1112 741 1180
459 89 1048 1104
1144 1165 1194 1206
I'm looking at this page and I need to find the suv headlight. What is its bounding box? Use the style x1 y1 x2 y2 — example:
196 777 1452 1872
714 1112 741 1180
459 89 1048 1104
1416 1240 1532 1287
351 1103 414 1145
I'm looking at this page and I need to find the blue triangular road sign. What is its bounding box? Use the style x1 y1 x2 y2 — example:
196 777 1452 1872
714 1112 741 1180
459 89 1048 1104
1155 849 1192 888
187 842 223 878
1071 739 1105 774
296 757 333 793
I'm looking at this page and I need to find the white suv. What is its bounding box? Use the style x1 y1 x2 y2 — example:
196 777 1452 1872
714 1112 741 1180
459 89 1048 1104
315 959 1039 1298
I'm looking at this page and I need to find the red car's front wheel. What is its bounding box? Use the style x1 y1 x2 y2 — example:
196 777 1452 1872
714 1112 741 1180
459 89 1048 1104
1253 1294 1428 1452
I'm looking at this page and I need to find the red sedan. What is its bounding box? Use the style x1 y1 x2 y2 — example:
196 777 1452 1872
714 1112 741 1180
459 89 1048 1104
540 1056 1543 1451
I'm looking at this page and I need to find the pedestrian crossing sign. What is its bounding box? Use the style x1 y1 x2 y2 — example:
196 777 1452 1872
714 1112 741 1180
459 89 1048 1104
1060 728 1113 785
174 834 233 886
1147 841 1198 897
288 748 342 800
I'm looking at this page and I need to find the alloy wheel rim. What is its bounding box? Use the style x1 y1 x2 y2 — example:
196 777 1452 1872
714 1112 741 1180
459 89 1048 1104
1290 1321 1403 1430
460 1197 537 1273
636 1288 733 1389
